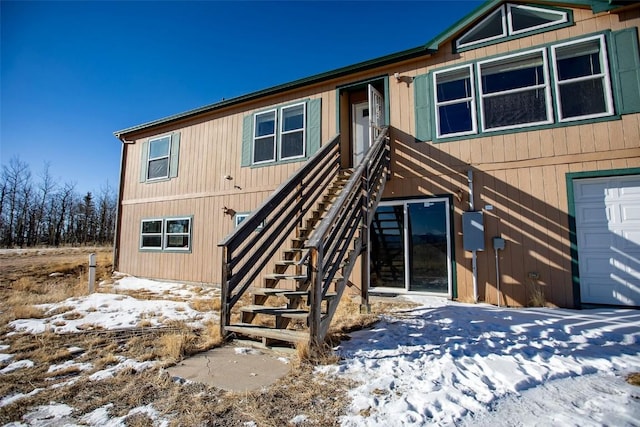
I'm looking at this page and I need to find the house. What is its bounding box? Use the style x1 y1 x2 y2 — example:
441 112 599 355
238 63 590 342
114 0 640 345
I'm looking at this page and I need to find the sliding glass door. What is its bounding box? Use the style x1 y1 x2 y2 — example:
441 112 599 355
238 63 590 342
370 198 452 295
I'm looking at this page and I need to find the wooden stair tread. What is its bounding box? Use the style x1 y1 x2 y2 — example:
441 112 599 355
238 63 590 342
251 287 309 297
239 305 310 319
265 273 308 281
226 324 308 343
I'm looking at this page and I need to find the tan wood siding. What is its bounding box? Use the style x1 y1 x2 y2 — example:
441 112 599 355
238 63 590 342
116 5 640 308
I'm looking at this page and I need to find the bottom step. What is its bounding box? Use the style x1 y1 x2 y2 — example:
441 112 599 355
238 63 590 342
225 324 308 344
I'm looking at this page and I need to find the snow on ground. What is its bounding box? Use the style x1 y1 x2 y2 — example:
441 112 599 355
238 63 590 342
318 296 640 426
2 276 639 426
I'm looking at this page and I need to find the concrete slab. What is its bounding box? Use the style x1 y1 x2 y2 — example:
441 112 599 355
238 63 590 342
167 344 293 392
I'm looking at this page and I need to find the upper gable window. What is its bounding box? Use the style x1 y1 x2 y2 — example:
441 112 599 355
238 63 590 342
456 4 570 51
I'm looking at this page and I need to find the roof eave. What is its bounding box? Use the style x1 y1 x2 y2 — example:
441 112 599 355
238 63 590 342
114 44 435 139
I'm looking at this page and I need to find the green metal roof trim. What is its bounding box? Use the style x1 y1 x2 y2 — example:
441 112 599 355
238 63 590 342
423 0 628 50
115 0 630 138
114 44 435 137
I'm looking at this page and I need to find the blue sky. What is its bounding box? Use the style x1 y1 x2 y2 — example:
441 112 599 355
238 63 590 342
1 0 484 195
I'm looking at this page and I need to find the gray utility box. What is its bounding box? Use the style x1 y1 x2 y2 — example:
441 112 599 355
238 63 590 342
462 211 485 251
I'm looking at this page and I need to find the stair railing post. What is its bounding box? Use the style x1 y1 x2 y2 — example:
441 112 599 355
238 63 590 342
360 156 372 314
308 246 323 346
220 245 232 338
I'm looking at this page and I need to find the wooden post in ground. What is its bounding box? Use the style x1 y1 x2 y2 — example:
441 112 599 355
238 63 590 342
88 253 96 294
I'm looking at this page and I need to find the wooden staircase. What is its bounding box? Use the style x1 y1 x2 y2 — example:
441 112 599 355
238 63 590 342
219 128 390 347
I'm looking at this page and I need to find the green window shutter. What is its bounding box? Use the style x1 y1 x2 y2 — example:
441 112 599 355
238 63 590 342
610 28 640 115
414 73 432 142
140 141 148 182
169 132 180 178
241 115 253 167
306 98 322 157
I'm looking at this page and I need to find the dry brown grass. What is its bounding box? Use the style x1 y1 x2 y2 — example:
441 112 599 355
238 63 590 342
0 248 356 425
627 372 640 386
189 297 221 312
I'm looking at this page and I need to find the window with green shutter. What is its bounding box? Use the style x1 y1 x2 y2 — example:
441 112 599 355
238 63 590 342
241 98 321 167
140 132 181 182
416 31 640 142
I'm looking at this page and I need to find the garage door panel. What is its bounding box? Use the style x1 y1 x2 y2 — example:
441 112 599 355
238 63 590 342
579 232 613 249
621 205 640 223
574 175 640 307
575 181 608 200
576 205 609 224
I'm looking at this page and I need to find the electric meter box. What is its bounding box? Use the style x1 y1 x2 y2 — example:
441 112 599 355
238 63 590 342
462 211 485 251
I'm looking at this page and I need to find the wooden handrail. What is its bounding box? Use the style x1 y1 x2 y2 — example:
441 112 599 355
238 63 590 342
218 134 341 336
305 127 390 344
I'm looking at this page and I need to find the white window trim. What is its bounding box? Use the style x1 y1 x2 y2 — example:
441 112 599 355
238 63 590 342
164 217 192 252
147 135 171 181
140 218 163 250
234 213 249 228
433 64 478 138
140 217 192 252
551 34 614 123
456 5 507 50
507 4 569 36
252 109 277 165
279 102 307 161
477 48 554 133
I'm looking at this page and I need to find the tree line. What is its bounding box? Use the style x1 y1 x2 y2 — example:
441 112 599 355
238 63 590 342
0 157 117 248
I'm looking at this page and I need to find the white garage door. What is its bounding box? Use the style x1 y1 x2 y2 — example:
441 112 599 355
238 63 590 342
574 175 640 306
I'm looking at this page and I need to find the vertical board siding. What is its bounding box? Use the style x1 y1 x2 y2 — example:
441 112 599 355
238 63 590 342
118 6 640 307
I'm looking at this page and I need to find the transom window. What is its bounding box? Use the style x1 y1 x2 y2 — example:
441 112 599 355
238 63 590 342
147 136 171 180
140 217 192 251
252 103 306 164
456 4 569 51
434 35 613 138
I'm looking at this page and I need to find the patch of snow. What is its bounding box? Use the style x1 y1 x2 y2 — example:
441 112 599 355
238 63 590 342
290 414 309 424
319 304 640 426
9 292 212 334
0 359 34 374
47 360 93 374
0 353 13 363
234 347 260 355
0 388 43 408
89 358 155 381
0 344 10 351
81 403 114 426
22 402 74 424
277 357 290 364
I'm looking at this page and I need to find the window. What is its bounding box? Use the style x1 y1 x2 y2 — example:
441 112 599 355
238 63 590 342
457 7 506 50
253 110 276 164
456 4 569 51
429 35 615 139
141 132 180 183
247 102 310 166
434 65 477 138
280 103 305 160
147 136 171 180
478 49 552 131
165 218 191 250
141 219 163 249
140 217 192 252
234 213 264 230
552 35 613 122
252 103 306 164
